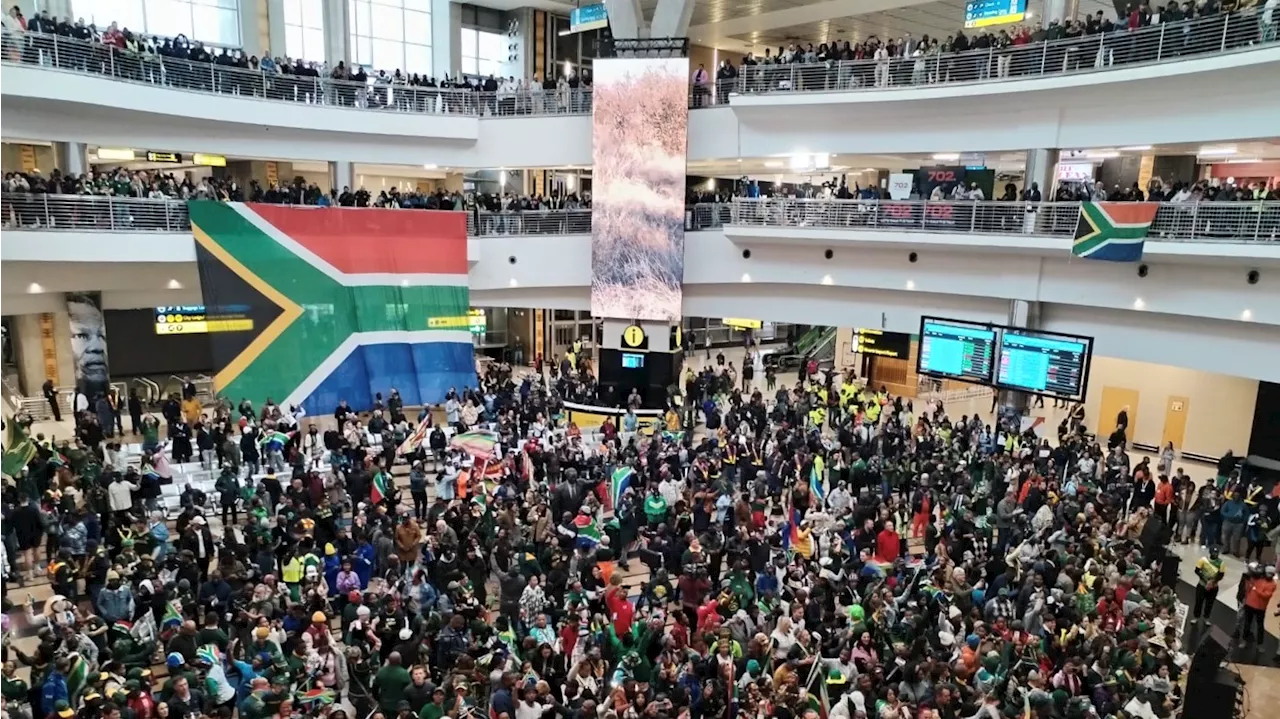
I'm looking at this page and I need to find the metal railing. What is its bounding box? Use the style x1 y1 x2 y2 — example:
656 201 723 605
729 198 1280 243
1 192 191 231
466 209 592 236
0 32 593 117
707 11 1276 97
689 203 732 229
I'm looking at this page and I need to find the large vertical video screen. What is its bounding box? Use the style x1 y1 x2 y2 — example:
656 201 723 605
590 57 690 322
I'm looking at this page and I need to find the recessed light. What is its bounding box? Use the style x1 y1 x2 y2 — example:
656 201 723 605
27 282 43 293
1197 146 1237 156
167 279 183 289
508 278 519 287
905 280 916 290
821 274 834 285
1118 145 1153 151
764 161 784 168
1133 298 1146 310
741 273 752 283
423 164 438 170
931 153 959 162
1241 309 1253 321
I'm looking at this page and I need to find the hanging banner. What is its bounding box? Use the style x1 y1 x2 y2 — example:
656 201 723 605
65 292 111 400
888 173 914 200
39 313 59 385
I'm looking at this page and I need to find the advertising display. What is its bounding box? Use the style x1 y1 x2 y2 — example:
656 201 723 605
887 173 914 200
590 57 689 322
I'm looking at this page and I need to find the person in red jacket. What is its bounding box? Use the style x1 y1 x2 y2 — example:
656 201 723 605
604 575 634 636
876 520 901 563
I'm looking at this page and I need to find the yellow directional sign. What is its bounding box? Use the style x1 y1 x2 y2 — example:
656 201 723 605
623 324 647 348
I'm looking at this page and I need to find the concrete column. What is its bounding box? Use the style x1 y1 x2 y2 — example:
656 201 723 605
995 299 1039 415
430 0 459 78
324 0 351 66
650 0 695 38
603 0 645 39
1024 148 1058 197
329 161 355 193
266 0 287 61
239 0 263 57
54 142 86 176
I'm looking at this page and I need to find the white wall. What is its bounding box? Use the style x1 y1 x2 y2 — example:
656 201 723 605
1081 356 1257 459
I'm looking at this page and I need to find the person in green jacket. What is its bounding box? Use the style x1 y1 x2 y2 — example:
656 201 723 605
373 652 412 714
419 687 447 719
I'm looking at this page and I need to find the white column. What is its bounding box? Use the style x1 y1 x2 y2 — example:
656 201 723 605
323 0 351 65
603 0 645 39
1024 148 1058 197
430 0 454 78
650 0 695 38
329 161 355 192
55 142 86 176
266 0 287 60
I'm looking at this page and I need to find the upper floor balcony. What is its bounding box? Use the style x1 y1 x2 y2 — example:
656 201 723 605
4 13 1278 164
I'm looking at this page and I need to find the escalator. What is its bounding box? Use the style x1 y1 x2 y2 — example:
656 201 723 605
766 326 836 369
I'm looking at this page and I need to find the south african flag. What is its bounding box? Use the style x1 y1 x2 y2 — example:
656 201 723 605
370 471 391 505
186 202 477 415
1072 202 1160 262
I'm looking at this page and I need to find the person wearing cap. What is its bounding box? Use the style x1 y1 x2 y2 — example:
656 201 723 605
1238 564 1277 647
47 699 75 719
1191 545 1226 625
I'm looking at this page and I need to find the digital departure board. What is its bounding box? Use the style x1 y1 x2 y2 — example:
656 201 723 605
155 305 253 335
964 0 1027 27
854 329 911 359
917 317 996 384
996 329 1092 399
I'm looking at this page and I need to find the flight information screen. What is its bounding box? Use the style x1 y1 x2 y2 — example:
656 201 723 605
917 318 996 384
997 330 1091 399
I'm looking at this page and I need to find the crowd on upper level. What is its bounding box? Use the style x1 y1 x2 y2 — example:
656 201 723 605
692 0 1275 99
2 6 591 115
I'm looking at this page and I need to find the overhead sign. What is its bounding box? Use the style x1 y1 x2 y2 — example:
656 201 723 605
854 329 911 359
722 318 762 330
146 151 182 163
193 153 227 167
467 308 487 336
917 317 996 384
570 3 609 32
887 173 913 200
154 305 253 335
622 324 647 349
963 0 1026 28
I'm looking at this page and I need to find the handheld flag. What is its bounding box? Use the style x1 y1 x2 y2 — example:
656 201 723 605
450 429 500 460
1 421 37 478
258 430 291 450
1072 202 1159 262
161 600 183 629
397 422 429 456
370 471 391 504
809 460 826 508
608 466 634 513
574 515 602 549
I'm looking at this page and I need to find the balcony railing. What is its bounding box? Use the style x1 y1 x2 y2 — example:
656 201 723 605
0 194 753 237
729 198 1280 244
4 11 1272 119
0 33 593 117
698 11 1275 99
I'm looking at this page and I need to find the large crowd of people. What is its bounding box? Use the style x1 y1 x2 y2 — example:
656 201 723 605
4 345 1279 719
1 8 591 115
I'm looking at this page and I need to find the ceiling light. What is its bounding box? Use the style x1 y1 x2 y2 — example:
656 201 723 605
1241 309 1253 321
932 153 960 162
27 282 43 293
764 161 784 168
167 279 183 289
1224 158 1262 164
423 164 438 170
1086 151 1120 159
741 273 752 283
905 280 916 290
821 274 834 285
508 278 519 287
737 158 742 163
96 147 137 161
1133 298 1145 310
1118 145 1153 151
1198 146 1237 156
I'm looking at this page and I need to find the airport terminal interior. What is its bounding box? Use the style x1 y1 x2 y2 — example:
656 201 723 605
2 1 1280 718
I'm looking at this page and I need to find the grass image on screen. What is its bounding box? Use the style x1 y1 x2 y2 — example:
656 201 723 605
590 57 689 322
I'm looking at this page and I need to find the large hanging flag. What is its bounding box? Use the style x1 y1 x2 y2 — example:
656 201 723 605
186 202 476 415
1 420 37 478
1072 202 1160 262
370 471 391 505
608 466 634 513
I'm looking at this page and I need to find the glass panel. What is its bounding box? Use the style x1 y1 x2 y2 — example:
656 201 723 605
355 0 372 36
356 36 373 66
371 38 403 71
76 0 147 29
460 28 478 58
285 24 304 58
404 0 432 11
283 0 303 25
145 0 193 38
192 5 240 45
303 0 324 29
478 30 505 63
370 3 402 40
371 0 404 6
403 9 430 44
404 43 431 75
461 55 478 75
302 27 326 62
